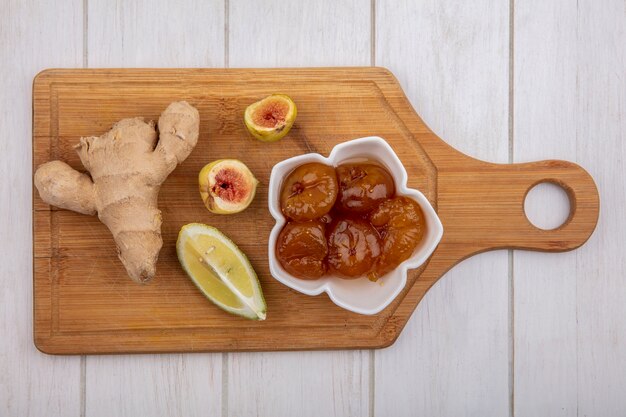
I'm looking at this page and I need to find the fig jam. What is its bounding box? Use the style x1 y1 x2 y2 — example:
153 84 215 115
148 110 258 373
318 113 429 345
276 220 327 279
369 196 425 278
336 163 395 213
280 163 338 221
276 161 426 280
327 217 381 278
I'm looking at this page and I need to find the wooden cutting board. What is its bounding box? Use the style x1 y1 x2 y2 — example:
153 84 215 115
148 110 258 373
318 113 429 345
32 68 599 354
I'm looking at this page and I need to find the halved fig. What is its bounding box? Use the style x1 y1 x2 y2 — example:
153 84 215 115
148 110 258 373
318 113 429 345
199 159 258 214
244 94 297 142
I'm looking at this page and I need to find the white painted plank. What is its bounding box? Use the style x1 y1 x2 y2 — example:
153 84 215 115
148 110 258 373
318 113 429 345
0 1 83 416
84 1 225 417
85 354 222 417
375 0 511 416
513 1 578 415
229 351 369 417
575 2 626 414
514 0 626 415
229 0 371 67
88 0 225 67
227 1 371 416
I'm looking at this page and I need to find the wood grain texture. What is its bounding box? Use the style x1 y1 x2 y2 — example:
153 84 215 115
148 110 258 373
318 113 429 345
0 1 83 416
227 4 372 416
83 3 224 417
373 1 512 415
32 67 598 354
514 0 626 416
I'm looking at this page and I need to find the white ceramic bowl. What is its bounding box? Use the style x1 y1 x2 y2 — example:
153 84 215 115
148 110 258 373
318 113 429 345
268 137 443 315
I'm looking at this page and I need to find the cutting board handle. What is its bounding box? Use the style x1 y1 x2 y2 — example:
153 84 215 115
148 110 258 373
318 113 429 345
448 159 600 252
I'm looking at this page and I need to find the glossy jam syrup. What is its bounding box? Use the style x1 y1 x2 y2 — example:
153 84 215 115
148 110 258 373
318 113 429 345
276 160 426 280
276 220 327 279
336 162 395 214
327 217 381 279
280 162 338 221
369 196 425 278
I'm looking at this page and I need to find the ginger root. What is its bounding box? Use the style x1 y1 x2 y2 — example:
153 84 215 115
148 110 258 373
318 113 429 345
34 101 200 283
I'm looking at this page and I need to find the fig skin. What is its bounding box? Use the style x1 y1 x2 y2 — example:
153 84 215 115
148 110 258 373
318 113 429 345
336 163 395 214
244 94 297 142
369 196 425 277
327 217 381 279
280 162 338 221
276 221 327 280
199 159 258 214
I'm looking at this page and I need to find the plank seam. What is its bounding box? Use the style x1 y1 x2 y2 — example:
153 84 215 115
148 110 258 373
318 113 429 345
221 352 229 417
82 0 88 68
224 0 229 68
370 0 376 67
370 2 377 415
508 250 515 417
369 350 375 417
508 0 516 416
81 4 88 415
223 3 230 415
80 356 86 417
575 3 580 416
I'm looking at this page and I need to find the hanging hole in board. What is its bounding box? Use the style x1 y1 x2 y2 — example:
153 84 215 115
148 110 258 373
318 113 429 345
524 181 572 230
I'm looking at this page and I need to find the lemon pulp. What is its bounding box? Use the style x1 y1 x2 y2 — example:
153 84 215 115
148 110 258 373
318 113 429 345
177 223 266 320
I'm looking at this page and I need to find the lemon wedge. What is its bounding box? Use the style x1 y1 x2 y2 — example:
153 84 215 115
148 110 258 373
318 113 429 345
244 94 297 142
176 223 266 320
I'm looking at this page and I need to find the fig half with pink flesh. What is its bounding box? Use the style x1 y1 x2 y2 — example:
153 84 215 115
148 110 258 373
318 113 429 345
244 94 297 142
199 159 258 214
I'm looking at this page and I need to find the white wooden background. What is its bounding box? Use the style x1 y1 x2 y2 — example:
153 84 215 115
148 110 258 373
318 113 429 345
1 0 624 416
